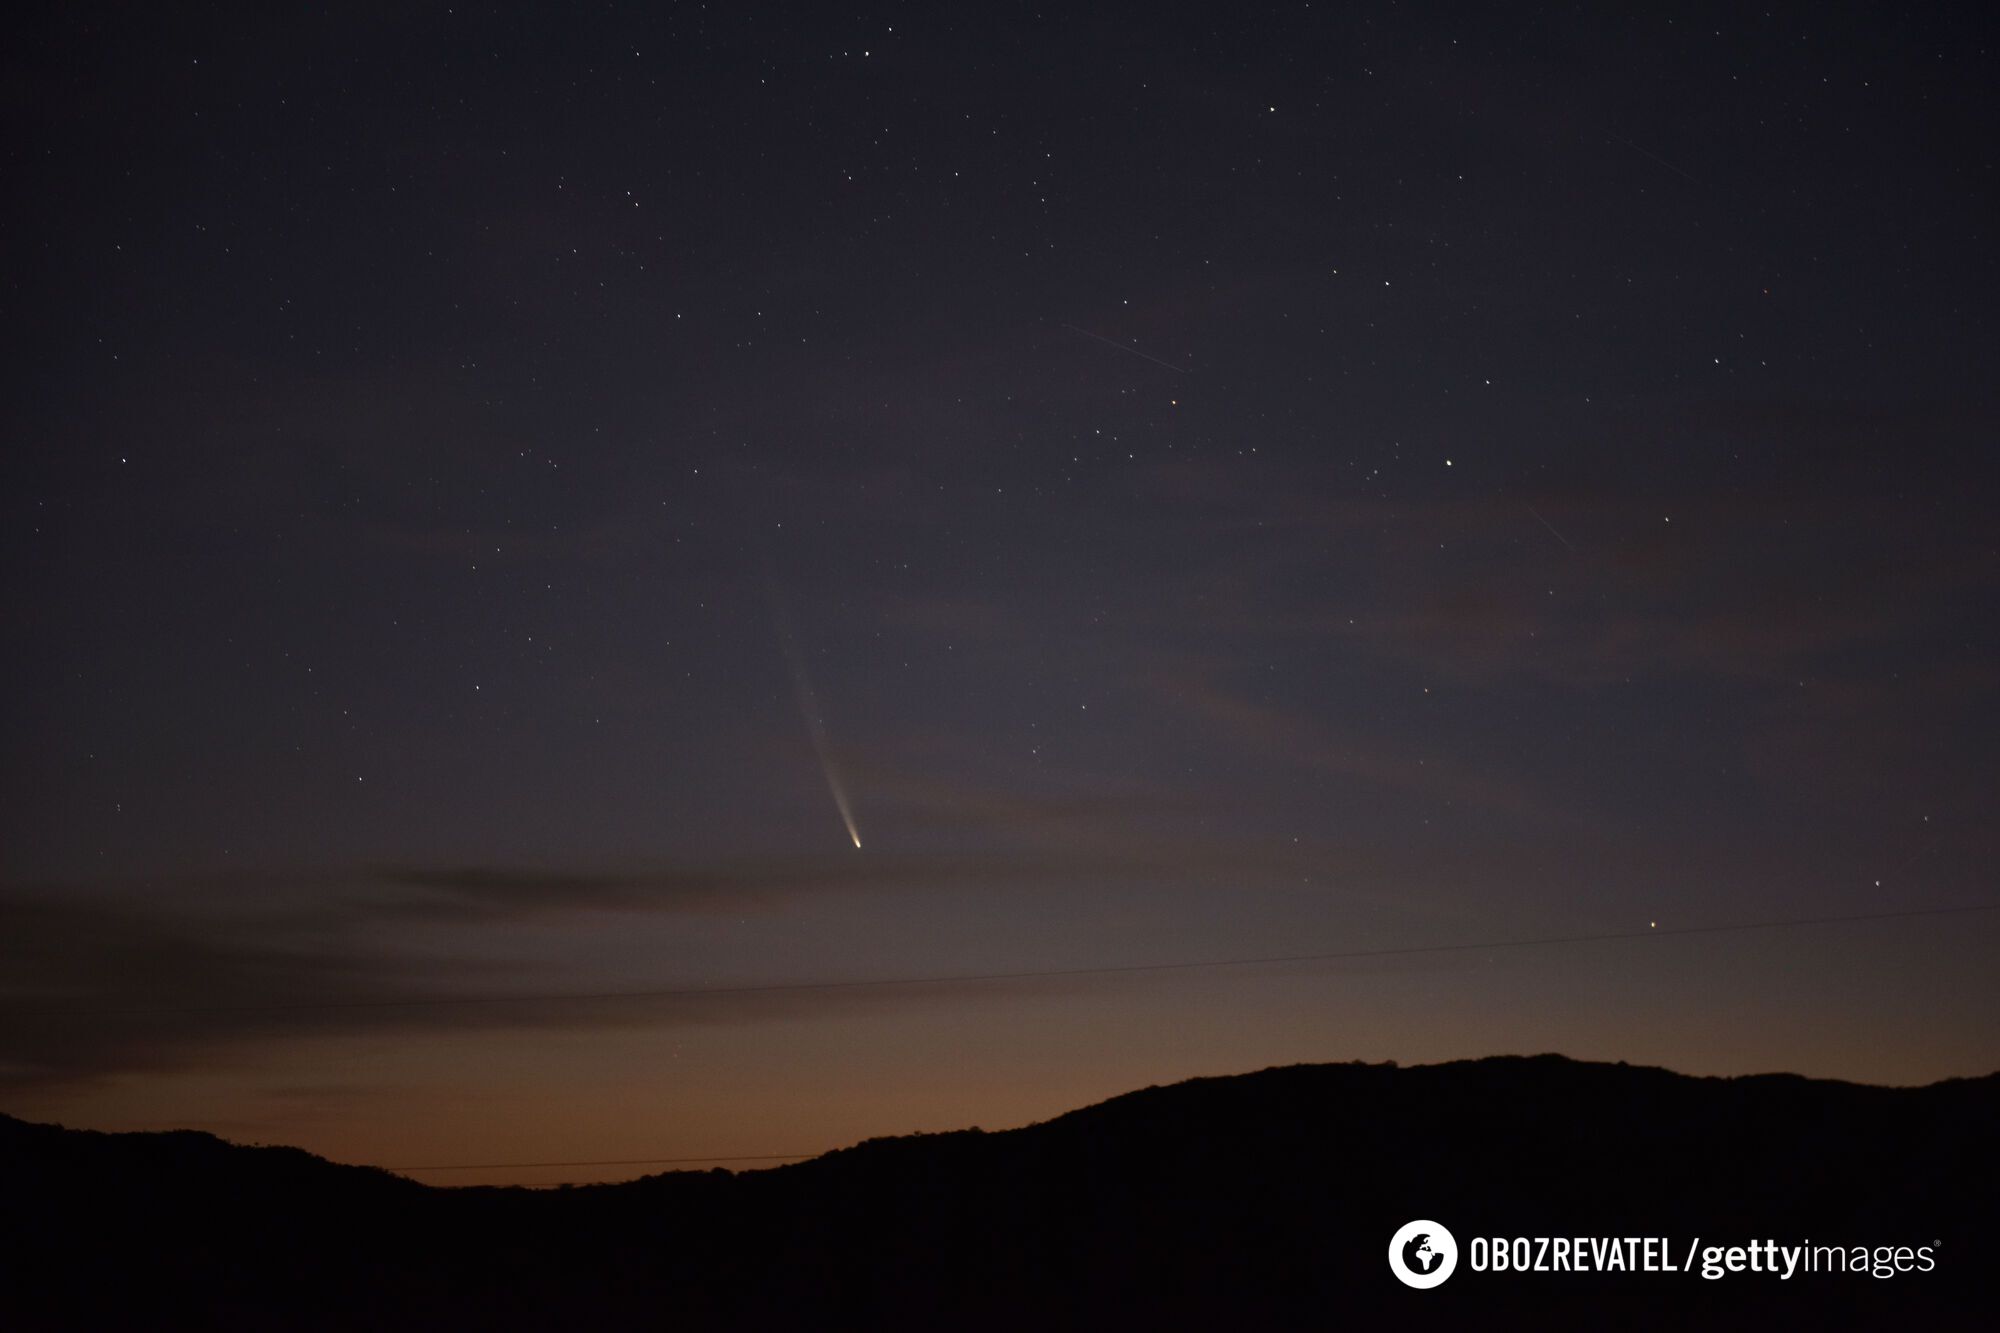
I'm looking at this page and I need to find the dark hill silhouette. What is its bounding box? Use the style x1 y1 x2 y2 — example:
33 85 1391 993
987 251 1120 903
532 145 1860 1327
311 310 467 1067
4 1055 1995 1329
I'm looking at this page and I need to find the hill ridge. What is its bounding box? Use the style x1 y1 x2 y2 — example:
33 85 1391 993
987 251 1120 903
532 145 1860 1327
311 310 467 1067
5 1053 1994 1329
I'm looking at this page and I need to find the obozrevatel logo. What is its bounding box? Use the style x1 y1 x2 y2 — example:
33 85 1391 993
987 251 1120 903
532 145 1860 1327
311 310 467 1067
1388 1220 1459 1289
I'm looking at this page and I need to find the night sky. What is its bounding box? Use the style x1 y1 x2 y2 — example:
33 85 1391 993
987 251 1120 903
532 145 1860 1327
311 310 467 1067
5 3 1996 1184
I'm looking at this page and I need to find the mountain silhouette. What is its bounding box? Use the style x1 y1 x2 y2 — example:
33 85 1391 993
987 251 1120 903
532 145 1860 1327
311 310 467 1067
4 1055 1994 1329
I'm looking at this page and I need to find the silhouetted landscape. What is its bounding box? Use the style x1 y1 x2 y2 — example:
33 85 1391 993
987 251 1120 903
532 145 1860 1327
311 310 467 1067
9 2 1996 1326
4 1055 1993 1328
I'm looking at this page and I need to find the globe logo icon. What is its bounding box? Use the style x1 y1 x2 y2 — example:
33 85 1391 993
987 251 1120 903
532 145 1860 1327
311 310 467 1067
1388 1219 1458 1289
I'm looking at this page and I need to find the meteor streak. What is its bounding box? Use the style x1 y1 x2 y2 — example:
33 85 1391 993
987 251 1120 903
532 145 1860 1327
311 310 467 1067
767 581 862 849
1521 502 1577 553
1062 322 1189 374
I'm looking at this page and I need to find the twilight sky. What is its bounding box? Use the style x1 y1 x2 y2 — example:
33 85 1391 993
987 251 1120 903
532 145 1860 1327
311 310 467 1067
4 2 1996 1184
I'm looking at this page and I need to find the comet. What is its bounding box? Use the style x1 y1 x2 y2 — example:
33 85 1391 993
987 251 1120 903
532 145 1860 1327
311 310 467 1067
767 580 863 849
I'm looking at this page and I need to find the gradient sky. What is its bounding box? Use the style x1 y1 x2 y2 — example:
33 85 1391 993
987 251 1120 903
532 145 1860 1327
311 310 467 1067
4 2 1996 1185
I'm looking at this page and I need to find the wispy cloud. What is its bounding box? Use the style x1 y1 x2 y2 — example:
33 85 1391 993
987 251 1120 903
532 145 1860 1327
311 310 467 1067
1141 667 1567 825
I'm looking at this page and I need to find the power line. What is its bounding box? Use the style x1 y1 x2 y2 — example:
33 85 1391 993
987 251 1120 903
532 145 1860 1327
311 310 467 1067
384 1152 817 1172
15 901 1996 1020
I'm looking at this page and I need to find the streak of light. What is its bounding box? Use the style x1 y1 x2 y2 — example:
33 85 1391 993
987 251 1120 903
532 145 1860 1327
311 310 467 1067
768 580 863 850
1522 502 1578 553
1062 322 1189 374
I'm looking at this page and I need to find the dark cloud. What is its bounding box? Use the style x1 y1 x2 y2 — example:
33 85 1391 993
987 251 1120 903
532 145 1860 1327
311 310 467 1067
0 840 1375 1090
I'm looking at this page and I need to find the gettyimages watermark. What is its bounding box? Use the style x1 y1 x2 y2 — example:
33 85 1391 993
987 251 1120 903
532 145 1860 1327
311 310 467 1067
1387 1220 1939 1289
